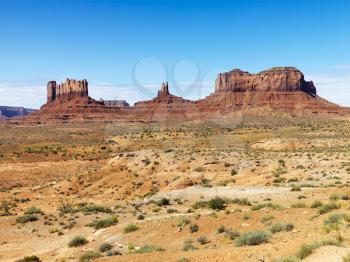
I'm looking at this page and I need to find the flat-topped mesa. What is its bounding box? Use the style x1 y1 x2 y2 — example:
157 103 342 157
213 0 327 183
47 79 89 103
215 67 316 95
157 82 170 98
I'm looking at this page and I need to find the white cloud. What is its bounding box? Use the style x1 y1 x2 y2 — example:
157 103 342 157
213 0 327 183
0 82 46 109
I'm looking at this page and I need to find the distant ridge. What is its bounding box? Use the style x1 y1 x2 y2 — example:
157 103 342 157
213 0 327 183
0 106 36 119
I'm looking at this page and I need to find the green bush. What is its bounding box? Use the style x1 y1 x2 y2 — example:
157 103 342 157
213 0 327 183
235 231 270 246
68 236 88 247
86 216 118 230
16 214 38 224
79 251 101 262
123 224 139 233
207 197 226 210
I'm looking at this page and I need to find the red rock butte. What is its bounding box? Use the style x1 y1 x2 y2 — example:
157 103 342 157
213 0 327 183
21 67 350 123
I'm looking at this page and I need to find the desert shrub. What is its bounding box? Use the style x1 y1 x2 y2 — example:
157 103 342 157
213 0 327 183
318 202 340 214
323 213 350 233
123 224 139 233
217 225 226 234
269 223 294 234
189 223 199 233
156 198 170 206
310 200 322 208
16 214 38 224
134 245 165 253
251 203 282 211
231 198 251 206
137 214 145 220
167 208 178 213
235 231 270 246
329 193 340 201
296 239 342 259
197 236 209 245
224 229 240 240
58 201 79 215
99 242 113 252
291 202 307 208
86 216 118 230
231 169 238 176
15 255 41 262
0 201 12 216
79 251 101 262
182 240 197 251
177 217 190 227
207 197 226 210
261 215 274 224
192 200 207 209
290 186 301 192
68 236 88 247
24 207 43 215
81 204 112 214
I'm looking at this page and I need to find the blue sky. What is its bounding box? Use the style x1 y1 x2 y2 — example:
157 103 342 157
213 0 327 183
0 0 349 108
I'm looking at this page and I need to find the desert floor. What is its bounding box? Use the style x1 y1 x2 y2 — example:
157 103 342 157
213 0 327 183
1 118 350 262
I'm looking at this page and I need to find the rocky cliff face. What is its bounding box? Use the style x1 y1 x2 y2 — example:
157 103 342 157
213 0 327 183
47 79 89 103
215 67 316 94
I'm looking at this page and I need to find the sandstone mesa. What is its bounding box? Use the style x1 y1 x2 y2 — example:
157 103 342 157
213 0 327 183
14 66 350 123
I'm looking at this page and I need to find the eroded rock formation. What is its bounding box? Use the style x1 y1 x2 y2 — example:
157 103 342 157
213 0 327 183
215 67 316 94
16 66 350 123
47 79 89 103
157 82 170 97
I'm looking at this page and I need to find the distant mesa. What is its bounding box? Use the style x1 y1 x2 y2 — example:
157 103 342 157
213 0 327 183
12 66 350 123
0 106 36 119
100 99 130 108
215 67 316 94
